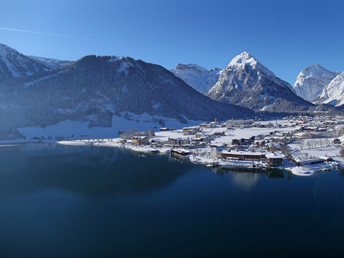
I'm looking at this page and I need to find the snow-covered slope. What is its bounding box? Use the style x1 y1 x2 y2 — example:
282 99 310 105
316 73 344 107
171 64 221 93
206 52 311 111
293 64 338 102
28 56 71 69
0 43 52 80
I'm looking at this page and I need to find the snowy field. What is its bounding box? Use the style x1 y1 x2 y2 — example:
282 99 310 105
18 113 202 139
12 116 344 177
289 139 343 162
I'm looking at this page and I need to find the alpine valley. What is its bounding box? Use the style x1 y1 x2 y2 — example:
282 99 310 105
0 43 342 140
0 43 252 139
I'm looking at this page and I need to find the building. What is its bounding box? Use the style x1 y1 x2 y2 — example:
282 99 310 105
213 131 225 137
332 138 341 145
168 137 190 146
221 151 266 161
150 139 164 147
131 136 149 146
265 153 284 167
171 148 191 160
295 157 333 166
182 127 199 135
231 138 253 146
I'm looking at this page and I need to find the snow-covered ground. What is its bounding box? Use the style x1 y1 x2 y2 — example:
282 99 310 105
56 118 344 176
288 162 341 177
18 113 202 139
18 121 117 139
289 139 343 162
16 116 339 177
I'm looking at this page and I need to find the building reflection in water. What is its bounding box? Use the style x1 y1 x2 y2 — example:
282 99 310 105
212 167 287 189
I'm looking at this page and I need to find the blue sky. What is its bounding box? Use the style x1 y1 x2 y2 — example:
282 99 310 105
1 0 343 84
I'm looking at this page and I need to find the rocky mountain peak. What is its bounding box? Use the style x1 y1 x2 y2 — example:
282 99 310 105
174 64 208 73
207 52 309 111
226 51 276 80
228 51 256 67
293 64 338 102
171 63 222 94
316 72 344 107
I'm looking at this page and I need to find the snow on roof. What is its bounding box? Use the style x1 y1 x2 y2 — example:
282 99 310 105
222 150 266 156
265 153 284 159
171 148 191 154
294 158 326 165
132 136 148 140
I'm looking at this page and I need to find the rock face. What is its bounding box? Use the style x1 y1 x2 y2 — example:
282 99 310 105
315 72 344 107
206 52 311 111
0 46 254 138
171 64 221 93
293 64 338 102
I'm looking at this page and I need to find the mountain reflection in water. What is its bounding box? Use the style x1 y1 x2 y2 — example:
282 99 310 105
0 144 191 196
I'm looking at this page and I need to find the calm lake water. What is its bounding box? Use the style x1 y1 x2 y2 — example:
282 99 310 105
1 144 344 257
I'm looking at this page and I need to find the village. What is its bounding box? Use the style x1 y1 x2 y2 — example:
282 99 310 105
58 115 344 177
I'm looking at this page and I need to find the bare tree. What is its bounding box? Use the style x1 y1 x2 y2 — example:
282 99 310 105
146 129 155 137
337 126 344 137
281 144 293 160
306 140 311 149
300 140 304 150
320 139 324 147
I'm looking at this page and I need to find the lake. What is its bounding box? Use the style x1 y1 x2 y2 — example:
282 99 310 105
0 144 344 257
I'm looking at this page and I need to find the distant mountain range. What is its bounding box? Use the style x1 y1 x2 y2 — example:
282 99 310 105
292 64 344 108
0 43 252 139
293 64 339 102
205 52 312 112
314 72 344 107
0 43 342 139
172 53 344 112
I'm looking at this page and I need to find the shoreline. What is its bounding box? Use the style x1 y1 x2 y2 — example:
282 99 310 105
56 137 343 177
1 138 341 176
3 116 344 177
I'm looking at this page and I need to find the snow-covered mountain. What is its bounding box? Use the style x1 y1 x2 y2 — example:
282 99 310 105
315 73 344 107
0 43 53 80
28 56 71 69
206 52 311 112
171 64 221 93
0 51 254 139
293 64 338 102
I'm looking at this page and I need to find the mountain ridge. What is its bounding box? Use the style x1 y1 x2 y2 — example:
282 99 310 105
314 72 344 107
0 49 254 138
0 43 342 139
293 64 338 102
0 43 55 81
206 52 310 112
28 55 71 69
171 63 221 93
